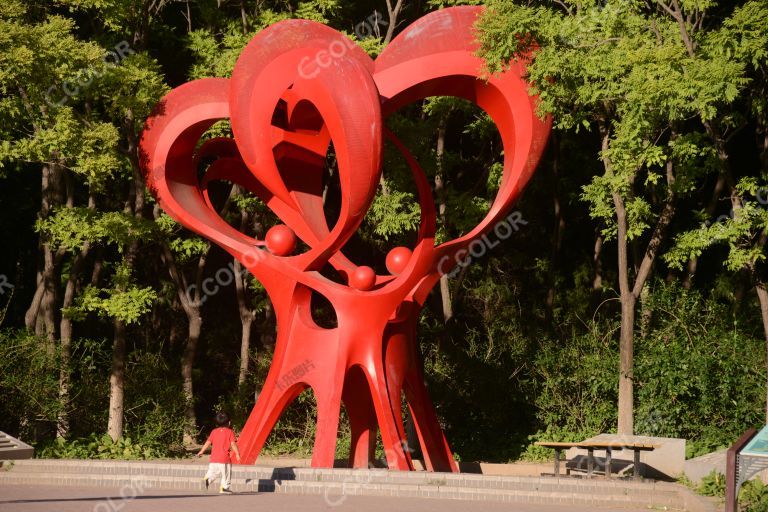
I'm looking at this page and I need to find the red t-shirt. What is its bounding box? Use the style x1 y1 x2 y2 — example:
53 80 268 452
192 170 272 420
207 427 236 464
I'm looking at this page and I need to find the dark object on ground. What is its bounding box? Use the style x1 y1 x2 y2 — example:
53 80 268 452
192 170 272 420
535 441 657 481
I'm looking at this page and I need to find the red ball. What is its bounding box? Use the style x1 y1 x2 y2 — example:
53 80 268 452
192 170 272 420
350 266 376 291
385 246 412 275
265 225 296 256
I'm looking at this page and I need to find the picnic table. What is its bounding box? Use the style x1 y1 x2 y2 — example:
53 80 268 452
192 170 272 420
534 441 658 480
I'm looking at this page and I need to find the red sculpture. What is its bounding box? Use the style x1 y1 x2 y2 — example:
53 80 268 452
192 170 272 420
140 6 551 472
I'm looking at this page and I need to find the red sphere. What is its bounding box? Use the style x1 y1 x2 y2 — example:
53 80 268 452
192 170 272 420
265 225 296 256
350 266 376 291
385 246 412 275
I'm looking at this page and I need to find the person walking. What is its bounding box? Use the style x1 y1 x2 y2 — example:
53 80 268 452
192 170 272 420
196 412 241 494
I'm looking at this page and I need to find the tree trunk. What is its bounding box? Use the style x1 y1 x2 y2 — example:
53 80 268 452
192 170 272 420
238 315 254 387
32 162 65 351
234 258 256 387
593 231 604 290
56 241 90 438
256 302 275 402
239 0 248 34
24 277 44 331
182 313 202 445
185 0 192 32
159 237 208 446
40 243 58 353
600 123 676 436
435 121 452 323
546 133 564 320
756 281 768 424
107 241 138 442
108 319 127 441
384 0 405 44
233 201 258 388
600 123 636 436
614 190 635 436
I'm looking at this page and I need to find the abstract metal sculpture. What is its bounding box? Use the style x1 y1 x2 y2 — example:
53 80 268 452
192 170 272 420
140 6 551 472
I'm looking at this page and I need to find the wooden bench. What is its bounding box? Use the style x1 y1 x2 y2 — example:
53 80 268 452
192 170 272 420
534 441 658 480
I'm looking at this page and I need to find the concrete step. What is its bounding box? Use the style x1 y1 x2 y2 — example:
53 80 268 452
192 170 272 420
0 432 33 459
0 470 687 509
0 459 707 510
2 460 679 496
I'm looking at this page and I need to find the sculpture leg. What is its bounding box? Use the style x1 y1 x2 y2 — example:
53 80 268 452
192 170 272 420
310 371 345 468
363 358 412 471
403 370 458 472
237 377 306 464
343 366 378 468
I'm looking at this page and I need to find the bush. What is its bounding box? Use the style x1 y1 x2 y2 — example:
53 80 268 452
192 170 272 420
519 282 765 460
529 323 619 441
697 470 726 497
38 434 166 460
741 479 768 512
692 471 768 512
123 350 187 451
635 283 765 458
0 329 187 453
0 330 63 439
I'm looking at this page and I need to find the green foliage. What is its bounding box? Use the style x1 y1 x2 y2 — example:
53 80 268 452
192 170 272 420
187 0 341 80
519 282 765 460
0 331 62 432
365 188 421 240
634 283 765 456
188 28 254 80
94 52 169 132
73 264 157 324
168 238 211 264
39 434 166 460
477 0 753 244
37 207 156 253
698 470 726 497
740 478 768 512
0 327 187 452
520 321 619 460
75 284 156 324
666 180 768 273
0 1 122 188
122 351 187 452
691 471 768 512
0 331 106 439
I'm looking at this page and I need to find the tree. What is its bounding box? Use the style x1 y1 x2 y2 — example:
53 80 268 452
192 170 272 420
155 212 212 446
0 0 126 436
664 0 768 420
478 0 753 434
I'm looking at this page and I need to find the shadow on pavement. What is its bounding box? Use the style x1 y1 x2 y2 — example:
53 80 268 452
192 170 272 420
0 492 261 504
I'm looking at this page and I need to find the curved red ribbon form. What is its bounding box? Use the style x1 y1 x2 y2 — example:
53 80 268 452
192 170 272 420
140 6 551 472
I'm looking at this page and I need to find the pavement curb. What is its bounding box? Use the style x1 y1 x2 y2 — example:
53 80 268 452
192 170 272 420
0 458 719 511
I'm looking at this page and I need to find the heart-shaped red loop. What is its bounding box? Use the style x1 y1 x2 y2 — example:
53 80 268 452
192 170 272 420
140 6 551 285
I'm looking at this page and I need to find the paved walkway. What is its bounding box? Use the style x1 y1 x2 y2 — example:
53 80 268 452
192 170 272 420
0 485 652 512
